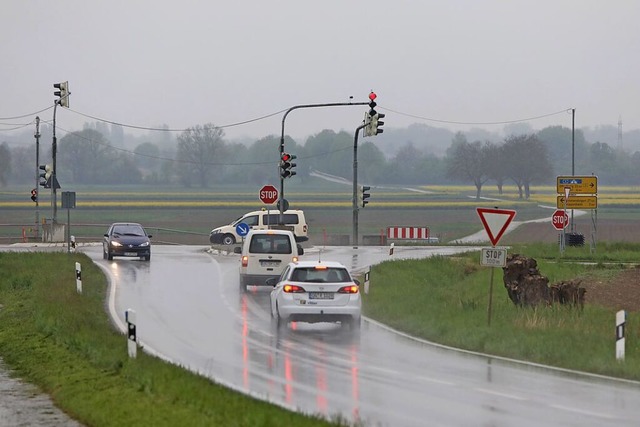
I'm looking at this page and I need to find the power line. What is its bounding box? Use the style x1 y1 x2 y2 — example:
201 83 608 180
66 107 289 132
380 107 571 126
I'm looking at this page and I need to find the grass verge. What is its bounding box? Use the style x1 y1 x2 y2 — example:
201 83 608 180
361 243 640 380
0 252 346 427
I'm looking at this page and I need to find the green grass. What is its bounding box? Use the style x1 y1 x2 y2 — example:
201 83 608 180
0 252 348 427
361 245 640 380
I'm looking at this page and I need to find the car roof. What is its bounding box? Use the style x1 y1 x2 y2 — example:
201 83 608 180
291 260 346 269
246 229 295 237
111 222 143 227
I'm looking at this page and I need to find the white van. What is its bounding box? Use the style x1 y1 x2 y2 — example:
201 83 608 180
234 229 304 292
210 209 308 245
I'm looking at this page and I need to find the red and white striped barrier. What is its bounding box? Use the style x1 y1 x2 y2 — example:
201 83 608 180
386 226 430 240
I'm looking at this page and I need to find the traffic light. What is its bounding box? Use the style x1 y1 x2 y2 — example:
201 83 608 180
371 112 385 135
364 91 384 137
54 81 69 107
39 164 53 188
359 185 371 208
30 188 38 202
280 153 297 178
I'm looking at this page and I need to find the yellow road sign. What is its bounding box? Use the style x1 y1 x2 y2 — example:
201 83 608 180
556 176 598 194
556 195 598 209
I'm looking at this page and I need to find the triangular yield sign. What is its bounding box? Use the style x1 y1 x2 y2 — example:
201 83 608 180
476 208 517 246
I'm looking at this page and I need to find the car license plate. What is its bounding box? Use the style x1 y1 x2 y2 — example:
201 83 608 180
124 252 137 256
309 292 334 300
261 261 279 267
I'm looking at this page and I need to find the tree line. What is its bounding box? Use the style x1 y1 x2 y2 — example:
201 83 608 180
2 123 639 198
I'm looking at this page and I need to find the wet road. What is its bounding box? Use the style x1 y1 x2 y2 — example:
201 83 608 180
82 244 640 427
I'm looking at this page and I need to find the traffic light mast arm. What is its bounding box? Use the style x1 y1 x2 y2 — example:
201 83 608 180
278 100 369 223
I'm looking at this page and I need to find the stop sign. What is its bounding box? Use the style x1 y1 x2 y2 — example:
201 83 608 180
259 185 278 204
551 209 569 230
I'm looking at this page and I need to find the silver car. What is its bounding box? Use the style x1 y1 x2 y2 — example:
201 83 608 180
267 260 362 329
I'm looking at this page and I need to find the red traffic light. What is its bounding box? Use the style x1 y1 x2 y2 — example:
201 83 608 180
369 91 377 101
281 153 292 162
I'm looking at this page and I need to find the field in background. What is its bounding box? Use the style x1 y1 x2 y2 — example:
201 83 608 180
1 179 639 245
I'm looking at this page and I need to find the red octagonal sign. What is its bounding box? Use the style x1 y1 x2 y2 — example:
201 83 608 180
551 209 569 230
259 185 278 205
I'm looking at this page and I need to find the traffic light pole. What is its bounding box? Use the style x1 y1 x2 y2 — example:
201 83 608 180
34 117 40 240
278 101 369 224
352 123 367 248
52 102 58 223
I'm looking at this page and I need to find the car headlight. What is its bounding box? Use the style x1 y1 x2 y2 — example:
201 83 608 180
140 241 150 247
111 241 122 247
211 229 220 234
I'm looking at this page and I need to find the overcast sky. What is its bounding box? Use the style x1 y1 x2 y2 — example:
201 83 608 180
2 0 639 142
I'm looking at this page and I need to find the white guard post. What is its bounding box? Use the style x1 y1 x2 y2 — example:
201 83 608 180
126 309 137 358
616 310 626 361
364 268 370 294
389 242 394 256
75 262 82 294
70 235 76 251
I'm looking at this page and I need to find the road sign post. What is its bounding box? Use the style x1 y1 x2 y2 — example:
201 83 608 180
259 185 278 205
476 207 516 326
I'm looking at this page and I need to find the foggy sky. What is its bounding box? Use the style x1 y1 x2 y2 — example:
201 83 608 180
2 0 639 142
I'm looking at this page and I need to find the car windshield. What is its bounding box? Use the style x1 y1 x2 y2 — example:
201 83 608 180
290 267 350 283
113 225 145 236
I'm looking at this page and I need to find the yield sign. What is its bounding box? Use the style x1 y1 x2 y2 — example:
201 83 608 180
476 208 517 246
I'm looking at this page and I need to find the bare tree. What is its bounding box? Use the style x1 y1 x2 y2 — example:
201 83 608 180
446 139 489 199
176 124 225 187
503 134 552 199
0 142 11 186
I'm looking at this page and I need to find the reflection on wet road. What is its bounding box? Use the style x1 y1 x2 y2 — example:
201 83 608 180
84 245 640 427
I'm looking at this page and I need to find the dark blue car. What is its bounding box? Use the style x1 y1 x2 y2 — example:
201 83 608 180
103 222 152 261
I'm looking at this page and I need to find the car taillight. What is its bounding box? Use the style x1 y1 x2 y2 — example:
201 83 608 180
292 256 299 263
283 284 306 293
241 256 248 267
337 285 359 294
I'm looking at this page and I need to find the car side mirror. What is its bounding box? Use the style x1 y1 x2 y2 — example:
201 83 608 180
147 235 153 238
353 279 361 286
265 277 277 287
233 247 242 254
104 233 109 237
297 245 304 256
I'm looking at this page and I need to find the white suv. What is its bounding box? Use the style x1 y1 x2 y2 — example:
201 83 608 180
234 229 304 292
210 209 308 245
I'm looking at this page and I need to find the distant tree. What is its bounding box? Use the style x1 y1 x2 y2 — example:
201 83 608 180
537 125 588 175
58 129 142 184
0 142 11 186
133 142 161 170
8 146 32 184
358 141 387 184
386 142 425 184
244 135 284 185
175 124 225 188
502 134 552 199
446 139 488 199
587 142 616 179
483 142 506 194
